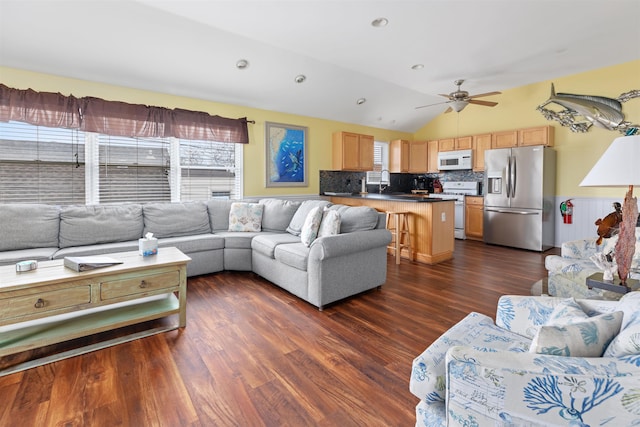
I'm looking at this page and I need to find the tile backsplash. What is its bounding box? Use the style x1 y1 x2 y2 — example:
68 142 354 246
320 170 485 195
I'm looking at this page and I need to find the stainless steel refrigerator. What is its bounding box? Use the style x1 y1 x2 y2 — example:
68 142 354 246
483 146 556 251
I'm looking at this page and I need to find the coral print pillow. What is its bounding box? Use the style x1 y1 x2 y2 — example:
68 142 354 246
228 202 264 232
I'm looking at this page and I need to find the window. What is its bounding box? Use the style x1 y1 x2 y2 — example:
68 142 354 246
0 121 243 205
0 121 86 204
366 141 389 184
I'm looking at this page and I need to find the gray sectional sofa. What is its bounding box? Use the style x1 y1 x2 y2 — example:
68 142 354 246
0 199 391 310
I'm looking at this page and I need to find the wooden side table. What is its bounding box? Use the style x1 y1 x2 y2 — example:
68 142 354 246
586 272 640 294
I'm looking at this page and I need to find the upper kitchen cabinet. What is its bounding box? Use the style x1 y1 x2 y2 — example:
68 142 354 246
427 140 439 173
492 126 554 148
409 140 428 173
389 139 410 173
472 133 492 171
438 136 473 152
519 126 554 147
332 131 374 171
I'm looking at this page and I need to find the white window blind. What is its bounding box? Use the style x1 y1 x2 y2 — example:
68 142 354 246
98 134 171 203
179 139 239 201
366 141 389 184
0 121 85 204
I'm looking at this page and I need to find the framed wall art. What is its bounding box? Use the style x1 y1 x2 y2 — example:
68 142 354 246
265 121 308 187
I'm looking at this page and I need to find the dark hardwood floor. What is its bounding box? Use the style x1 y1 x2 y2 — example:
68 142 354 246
0 240 559 427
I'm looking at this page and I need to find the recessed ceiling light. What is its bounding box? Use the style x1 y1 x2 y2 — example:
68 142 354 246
356 98 366 105
236 59 249 70
411 64 424 70
371 17 388 27
294 74 306 83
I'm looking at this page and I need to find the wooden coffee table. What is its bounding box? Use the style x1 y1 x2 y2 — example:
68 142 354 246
0 247 190 376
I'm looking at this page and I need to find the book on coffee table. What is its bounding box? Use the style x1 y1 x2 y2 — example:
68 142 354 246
64 256 124 272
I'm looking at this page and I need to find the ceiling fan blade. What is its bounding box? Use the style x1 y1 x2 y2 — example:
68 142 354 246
468 91 501 99
443 106 454 114
438 94 451 98
415 101 448 110
468 99 498 107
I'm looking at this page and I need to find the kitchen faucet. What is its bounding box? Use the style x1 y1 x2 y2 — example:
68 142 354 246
379 169 389 194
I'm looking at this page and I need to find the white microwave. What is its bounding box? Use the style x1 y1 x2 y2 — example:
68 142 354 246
438 149 473 170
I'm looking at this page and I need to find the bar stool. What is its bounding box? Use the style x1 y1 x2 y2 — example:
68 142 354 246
386 211 412 264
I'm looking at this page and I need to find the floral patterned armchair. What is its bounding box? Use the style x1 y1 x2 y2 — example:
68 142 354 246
410 293 640 427
545 227 640 300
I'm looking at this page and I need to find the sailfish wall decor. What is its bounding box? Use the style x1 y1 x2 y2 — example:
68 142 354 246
537 84 639 134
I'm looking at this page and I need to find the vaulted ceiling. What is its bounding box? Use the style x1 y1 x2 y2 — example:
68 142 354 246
1 0 639 132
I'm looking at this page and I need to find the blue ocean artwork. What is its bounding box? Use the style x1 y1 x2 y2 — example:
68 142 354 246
272 128 304 182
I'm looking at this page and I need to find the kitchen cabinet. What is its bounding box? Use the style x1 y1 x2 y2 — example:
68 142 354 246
332 131 374 171
389 139 410 173
519 126 554 147
427 140 439 173
492 126 554 148
465 196 484 241
472 133 492 171
409 140 428 173
438 136 473 152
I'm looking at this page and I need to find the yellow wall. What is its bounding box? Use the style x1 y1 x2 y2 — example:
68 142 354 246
2 61 639 198
0 66 412 197
414 60 640 197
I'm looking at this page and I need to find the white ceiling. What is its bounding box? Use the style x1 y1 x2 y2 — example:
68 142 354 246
1 0 639 133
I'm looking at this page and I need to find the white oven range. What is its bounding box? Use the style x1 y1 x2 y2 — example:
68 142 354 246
428 181 480 239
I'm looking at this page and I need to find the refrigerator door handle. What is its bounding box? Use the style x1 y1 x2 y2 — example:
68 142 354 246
506 156 512 198
511 155 517 198
485 208 539 215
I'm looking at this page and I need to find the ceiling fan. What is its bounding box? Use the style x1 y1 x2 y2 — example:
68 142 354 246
416 79 501 113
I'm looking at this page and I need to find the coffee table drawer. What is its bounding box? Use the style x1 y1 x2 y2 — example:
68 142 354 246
100 271 180 301
0 286 91 321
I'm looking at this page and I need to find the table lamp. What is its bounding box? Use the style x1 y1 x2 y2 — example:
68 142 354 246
580 134 640 285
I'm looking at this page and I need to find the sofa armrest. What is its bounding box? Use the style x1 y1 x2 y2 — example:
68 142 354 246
308 229 391 261
495 295 565 338
445 346 639 426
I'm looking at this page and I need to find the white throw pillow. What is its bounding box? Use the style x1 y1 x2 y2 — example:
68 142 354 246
228 202 264 232
529 311 623 357
604 292 640 356
300 206 324 247
317 209 341 238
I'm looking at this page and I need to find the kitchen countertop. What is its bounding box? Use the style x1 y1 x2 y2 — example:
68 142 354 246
323 192 453 203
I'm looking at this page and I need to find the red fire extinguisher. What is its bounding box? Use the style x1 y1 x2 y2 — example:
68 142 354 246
560 199 574 224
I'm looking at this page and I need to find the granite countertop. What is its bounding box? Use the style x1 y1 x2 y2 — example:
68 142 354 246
322 192 453 203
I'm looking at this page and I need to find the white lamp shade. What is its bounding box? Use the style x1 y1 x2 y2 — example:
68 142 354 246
579 135 640 187
449 100 468 113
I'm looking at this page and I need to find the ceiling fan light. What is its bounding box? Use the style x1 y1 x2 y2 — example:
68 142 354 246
450 100 468 112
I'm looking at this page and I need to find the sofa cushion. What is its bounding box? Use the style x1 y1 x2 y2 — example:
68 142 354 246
274 242 309 271
286 200 331 236
252 233 302 258
53 240 140 258
547 298 589 324
259 199 301 232
529 311 623 357
143 202 210 238
228 202 263 232
318 209 341 237
604 292 640 356
0 247 59 265
328 205 379 233
0 203 60 251
300 206 323 247
59 204 143 248
158 234 225 253
214 231 262 249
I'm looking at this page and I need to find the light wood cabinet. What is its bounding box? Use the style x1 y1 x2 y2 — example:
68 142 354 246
409 140 428 173
465 196 484 241
438 136 472 152
332 131 374 171
472 133 492 171
492 126 554 148
389 139 410 173
427 140 439 173
519 126 554 147
492 130 519 148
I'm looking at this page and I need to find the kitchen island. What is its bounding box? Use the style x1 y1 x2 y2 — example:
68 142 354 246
327 193 454 264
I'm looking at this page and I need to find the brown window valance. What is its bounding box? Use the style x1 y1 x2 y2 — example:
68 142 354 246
0 84 249 143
